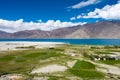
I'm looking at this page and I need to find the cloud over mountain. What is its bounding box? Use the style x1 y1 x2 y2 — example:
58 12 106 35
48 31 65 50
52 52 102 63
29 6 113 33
0 19 84 33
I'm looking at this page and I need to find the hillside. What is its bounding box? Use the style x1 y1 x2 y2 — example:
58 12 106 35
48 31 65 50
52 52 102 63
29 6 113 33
0 21 120 38
67 21 120 38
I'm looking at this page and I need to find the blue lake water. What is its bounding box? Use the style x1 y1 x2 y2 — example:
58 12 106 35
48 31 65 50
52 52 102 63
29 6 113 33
0 39 120 45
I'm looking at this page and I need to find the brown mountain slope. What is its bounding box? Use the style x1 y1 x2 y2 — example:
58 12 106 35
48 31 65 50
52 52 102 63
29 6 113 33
0 30 11 38
66 21 120 38
11 26 80 38
0 21 120 38
50 26 80 38
11 30 50 38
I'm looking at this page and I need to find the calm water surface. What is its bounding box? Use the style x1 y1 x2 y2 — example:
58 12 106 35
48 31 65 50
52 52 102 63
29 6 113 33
0 39 120 45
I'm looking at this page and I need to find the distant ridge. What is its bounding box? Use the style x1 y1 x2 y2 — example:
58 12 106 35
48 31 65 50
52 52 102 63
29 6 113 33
0 30 11 38
0 21 120 38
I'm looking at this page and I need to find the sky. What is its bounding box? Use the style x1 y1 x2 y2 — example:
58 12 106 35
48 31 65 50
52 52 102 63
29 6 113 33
0 0 119 32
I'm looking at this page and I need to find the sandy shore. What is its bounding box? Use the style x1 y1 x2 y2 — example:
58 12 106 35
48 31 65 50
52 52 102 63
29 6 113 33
0 42 66 51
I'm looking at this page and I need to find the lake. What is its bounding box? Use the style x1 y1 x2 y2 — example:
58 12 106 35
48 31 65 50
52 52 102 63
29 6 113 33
0 39 120 45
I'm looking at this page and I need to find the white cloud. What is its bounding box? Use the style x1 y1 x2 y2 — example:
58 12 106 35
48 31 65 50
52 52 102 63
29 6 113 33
70 15 83 20
77 15 82 19
76 2 120 20
70 17 76 20
69 0 101 9
0 19 84 33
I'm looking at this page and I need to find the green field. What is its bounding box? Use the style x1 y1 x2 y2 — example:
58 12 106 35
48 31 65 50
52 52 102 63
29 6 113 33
0 49 65 75
98 60 120 65
69 60 104 79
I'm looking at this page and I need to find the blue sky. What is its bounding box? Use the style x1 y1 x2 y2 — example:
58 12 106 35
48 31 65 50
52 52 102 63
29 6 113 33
0 0 76 22
0 0 118 22
0 0 120 32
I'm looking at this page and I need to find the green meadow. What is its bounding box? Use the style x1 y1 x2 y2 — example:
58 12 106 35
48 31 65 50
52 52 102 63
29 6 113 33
69 60 104 79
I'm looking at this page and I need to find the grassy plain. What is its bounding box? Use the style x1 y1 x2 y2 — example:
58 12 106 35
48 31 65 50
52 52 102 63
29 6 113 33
0 45 120 80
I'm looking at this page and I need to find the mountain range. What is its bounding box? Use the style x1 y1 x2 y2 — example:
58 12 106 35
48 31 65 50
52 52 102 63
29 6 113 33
0 21 120 38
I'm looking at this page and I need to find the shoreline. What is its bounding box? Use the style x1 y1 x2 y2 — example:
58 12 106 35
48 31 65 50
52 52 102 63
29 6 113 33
0 42 67 51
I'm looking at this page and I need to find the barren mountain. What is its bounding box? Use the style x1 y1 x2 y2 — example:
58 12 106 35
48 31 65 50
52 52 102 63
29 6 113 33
0 30 11 38
0 21 120 38
67 21 120 38
11 30 50 38
10 26 80 38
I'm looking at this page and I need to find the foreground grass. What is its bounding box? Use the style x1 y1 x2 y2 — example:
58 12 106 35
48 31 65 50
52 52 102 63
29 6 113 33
98 60 120 65
0 48 65 76
1 45 119 80
69 60 104 79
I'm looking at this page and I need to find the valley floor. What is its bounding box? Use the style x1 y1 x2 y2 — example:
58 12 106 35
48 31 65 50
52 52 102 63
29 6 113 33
0 42 120 80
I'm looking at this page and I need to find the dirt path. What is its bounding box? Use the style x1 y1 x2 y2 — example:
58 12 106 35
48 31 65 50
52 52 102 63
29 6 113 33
95 63 120 75
86 60 120 75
